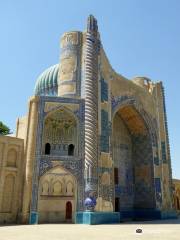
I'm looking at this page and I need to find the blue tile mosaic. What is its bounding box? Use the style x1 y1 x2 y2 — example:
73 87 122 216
100 110 109 152
101 78 108 102
161 141 167 163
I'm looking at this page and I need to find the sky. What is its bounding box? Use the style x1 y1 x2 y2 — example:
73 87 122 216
0 0 180 178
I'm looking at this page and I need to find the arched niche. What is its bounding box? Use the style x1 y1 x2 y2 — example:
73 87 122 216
38 165 77 223
43 107 78 156
7 149 17 167
2 174 15 213
53 181 62 195
112 104 156 211
41 181 49 195
66 181 74 195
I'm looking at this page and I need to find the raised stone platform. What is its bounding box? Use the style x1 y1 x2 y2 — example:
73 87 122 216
161 210 177 219
75 210 177 225
75 212 120 225
120 209 177 221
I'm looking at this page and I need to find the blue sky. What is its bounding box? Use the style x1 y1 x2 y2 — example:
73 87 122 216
0 0 180 178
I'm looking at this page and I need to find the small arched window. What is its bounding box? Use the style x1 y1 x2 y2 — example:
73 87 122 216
68 144 74 156
45 143 51 155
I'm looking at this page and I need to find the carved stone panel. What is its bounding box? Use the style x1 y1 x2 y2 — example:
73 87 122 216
61 32 79 48
59 56 77 81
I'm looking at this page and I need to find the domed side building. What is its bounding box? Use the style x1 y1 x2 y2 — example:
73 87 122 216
0 15 178 225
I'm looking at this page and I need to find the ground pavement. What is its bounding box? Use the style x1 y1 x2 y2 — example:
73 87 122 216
0 218 180 240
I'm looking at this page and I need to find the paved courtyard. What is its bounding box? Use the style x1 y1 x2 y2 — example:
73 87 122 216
0 218 180 240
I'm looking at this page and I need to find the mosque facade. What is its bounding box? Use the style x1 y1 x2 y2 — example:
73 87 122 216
0 15 177 224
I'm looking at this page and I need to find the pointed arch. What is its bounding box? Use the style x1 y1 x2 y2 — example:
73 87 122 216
112 95 158 148
44 105 79 124
112 102 156 210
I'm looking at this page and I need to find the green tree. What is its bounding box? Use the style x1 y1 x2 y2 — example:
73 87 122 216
0 121 11 135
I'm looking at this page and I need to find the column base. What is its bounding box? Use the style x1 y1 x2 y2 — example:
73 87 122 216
75 211 120 225
29 211 38 224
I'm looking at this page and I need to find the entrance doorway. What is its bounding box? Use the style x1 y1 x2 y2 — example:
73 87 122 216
115 198 120 212
66 201 72 220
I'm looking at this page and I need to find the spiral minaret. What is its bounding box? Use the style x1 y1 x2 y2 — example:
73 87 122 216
84 15 99 197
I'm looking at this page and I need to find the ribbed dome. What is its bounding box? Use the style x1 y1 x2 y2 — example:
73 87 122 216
34 64 59 96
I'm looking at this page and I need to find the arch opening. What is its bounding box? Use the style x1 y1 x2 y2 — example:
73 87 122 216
112 105 156 212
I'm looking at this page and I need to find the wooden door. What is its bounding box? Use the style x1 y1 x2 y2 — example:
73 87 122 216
66 201 72 220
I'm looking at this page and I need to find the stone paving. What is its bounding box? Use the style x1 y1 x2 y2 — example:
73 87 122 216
0 218 180 240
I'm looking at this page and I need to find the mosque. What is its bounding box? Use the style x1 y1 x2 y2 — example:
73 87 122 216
0 15 179 224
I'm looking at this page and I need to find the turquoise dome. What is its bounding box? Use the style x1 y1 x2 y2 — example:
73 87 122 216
34 64 59 96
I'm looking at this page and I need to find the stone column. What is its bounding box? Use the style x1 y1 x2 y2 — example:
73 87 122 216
22 96 39 223
84 15 99 203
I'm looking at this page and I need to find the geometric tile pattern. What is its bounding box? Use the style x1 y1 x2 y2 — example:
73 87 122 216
111 95 156 210
132 134 155 209
101 78 108 102
155 177 162 204
161 141 167 163
100 110 109 152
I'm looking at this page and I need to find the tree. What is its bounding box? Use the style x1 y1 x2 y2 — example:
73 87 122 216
0 121 11 135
